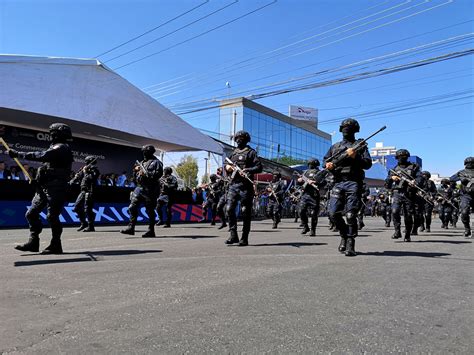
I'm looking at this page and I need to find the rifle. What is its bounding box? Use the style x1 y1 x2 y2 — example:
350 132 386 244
434 190 459 211
287 189 302 203
314 126 387 184
225 157 254 184
0 137 33 182
70 157 98 184
135 160 150 178
389 169 435 206
294 171 319 190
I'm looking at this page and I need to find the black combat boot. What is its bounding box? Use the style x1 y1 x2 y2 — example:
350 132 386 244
156 220 164 226
120 224 135 235
391 230 402 239
163 223 171 228
142 228 156 238
77 223 87 232
301 224 310 235
345 237 356 257
15 236 40 252
426 226 430 232
338 238 347 253
238 233 249 247
464 229 472 238
309 229 316 237
411 227 418 236
358 221 365 230
218 222 227 230
83 223 95 232
385 222 390 227
404 231 411 242
272 221 278 229
225 230 239 244
41 239 63 254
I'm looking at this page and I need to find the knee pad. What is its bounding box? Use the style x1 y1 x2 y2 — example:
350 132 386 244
330 188 342 199
241 206 249 218
346 211 357 224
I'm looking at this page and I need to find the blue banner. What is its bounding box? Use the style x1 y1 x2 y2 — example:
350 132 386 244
0 201 210 228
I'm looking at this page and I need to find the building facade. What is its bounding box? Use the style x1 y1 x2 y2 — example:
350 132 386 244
218 98 331 163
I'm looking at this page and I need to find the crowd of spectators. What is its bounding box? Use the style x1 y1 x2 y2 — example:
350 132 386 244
0 162 138 188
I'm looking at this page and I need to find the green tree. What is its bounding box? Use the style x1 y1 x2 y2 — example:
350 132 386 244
175 155 199 188
201 173 210 185
272 155 306 166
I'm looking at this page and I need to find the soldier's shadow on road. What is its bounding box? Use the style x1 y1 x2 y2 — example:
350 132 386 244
359 251 451 258
14 249 162 267
124 235 219 240
251 242 328 248
411 240 472 245
252 230 282 233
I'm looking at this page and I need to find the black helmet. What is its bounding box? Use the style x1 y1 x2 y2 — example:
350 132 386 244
441 178 450 185
464 156 474 168
395 149 410 159
49 123 72 142
421 171 431 178
141 145 156 154
339 118 360 133
85 156 96 165
233 130 251 144
210 174 217 181
163 166 172 175
307 158 320 168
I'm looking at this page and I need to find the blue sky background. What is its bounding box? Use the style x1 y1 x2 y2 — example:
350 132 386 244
1 0 473 176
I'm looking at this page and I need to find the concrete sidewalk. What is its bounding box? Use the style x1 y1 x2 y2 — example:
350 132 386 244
1 217 472 353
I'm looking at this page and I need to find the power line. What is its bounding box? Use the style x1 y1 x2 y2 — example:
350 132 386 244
147 0 421 98
174 48 474 115
153 0 454 102
104 0 239 64
96 0 210 58
113 0 278 71
141 0 395 93
171 34 473 111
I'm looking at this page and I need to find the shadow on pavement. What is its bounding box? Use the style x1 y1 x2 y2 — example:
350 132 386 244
252 242 328 248
252 230 282 233
15 249 162 267
360 251 451 258
125 235 219 239
412 240 472 244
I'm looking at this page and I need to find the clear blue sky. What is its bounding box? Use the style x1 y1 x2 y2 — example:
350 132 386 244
1 0 473 176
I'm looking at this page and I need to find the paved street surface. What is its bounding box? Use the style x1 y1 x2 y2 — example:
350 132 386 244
0 217 472 354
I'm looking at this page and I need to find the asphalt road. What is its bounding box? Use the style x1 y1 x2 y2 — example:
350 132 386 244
1 217 472 354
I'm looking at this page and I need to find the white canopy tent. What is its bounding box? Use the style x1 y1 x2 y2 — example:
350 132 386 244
0 55 223 154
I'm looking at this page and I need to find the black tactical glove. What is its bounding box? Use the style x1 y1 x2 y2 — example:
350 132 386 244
8 149 19 158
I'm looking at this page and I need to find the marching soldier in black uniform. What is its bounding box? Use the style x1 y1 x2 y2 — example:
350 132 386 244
297 158 325 236
224 130 262 246
215 167 228 230
437 178 454 229
385 149 423 242
357 182 370 230
70 155 100 232
420 171 437 232
450 157 474 237
325 118 373 256
121 145 163 238
266 172 285 229
374 191 391 227
287 186 301 223
202 174 222 225
156 166 178 228
8 123 74 254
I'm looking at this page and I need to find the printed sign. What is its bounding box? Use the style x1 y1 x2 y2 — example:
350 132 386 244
289 105 318 122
